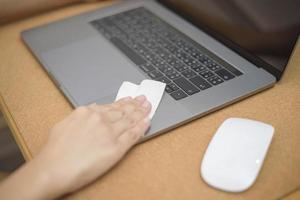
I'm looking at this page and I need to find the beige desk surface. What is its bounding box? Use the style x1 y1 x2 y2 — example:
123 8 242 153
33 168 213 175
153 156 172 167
0 2 300 199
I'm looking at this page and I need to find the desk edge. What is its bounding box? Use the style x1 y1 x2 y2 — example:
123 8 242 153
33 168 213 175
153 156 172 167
0 94 32 161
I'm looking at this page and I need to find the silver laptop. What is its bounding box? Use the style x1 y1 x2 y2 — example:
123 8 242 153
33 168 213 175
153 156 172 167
21 0 298 141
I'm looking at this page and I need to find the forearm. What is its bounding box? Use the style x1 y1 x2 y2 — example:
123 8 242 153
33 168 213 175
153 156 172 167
0 96 150 199
0 0 81 24
0 156 60 200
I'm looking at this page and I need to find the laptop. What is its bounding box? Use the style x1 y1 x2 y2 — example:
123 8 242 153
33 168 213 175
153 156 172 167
21 0 299 141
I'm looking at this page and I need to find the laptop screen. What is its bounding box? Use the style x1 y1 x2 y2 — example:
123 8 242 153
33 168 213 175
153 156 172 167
159 0 300 80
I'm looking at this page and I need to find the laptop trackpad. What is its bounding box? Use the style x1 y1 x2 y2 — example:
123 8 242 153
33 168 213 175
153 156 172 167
42 36 145 106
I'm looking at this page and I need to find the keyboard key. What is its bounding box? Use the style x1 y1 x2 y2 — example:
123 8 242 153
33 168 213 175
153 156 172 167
182 69 197 78
199 70 215 79
165 70 181 79
190 76 212 90
222 64 243 76
205 62 221 71
156 76 171 84
165 85 174 93
139 63 155 73
215 69 235 81
197 55 209 63
189 60 203 69
159 67 174 74
170 89 188 100
164 54 175 63
165 43 177 53
207 76 224 85
171 61 189 72
175 52 189 61
148 70 163 79
151 58 166 68
145 41 157 49
168 82 179 91
173 77 200 95
191 64 206 72
166 57 178 65
156 64 173 73
154 47 170 60
191 51 205 60
143 51 156 61
182 57 197 67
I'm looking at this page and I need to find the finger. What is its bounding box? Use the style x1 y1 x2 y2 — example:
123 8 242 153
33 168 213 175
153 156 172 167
115 96 133 104
117 95 146 107
124 100 151 122
116 95 147 116
117 117 150 151
101 103 138 124
87 95 149 123
109 100 151 136
134 95 147 105
88 95 145 113
111 96 135 109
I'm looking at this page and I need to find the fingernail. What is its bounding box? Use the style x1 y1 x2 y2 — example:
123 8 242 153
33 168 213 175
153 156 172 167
142 100 150 108
135 95 146 102
143 116 150 123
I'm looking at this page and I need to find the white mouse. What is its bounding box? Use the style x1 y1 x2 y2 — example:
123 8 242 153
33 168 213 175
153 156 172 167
200 118 274 192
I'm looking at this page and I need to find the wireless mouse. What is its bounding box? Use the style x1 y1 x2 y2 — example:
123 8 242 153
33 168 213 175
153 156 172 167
200 118 274 192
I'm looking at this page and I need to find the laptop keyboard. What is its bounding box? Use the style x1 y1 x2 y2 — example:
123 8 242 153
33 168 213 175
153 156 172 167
91 7 243 100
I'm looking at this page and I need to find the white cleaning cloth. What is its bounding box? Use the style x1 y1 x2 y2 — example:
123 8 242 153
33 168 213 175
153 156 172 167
115 80 166 119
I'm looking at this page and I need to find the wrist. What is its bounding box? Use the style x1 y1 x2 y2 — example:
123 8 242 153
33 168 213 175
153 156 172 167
27 156 65 199
0 156 63 200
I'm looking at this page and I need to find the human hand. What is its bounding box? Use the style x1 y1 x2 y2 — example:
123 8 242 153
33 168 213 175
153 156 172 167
34 95 151 198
